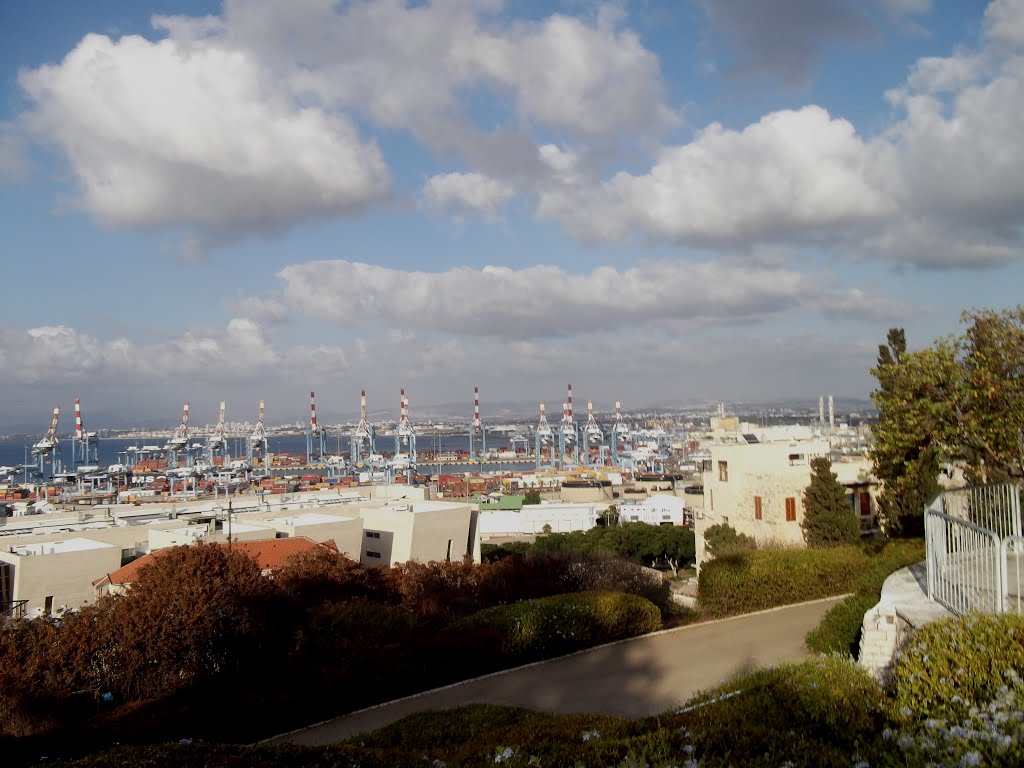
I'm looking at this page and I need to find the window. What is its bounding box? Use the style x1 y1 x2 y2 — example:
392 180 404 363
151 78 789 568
718 461 729 482
754 496 763 520
44 596 53 615
446 539 453 562
788 453 806 465
365 531 381 539
785 497 797 522
366 551 382 559
860 492 871 516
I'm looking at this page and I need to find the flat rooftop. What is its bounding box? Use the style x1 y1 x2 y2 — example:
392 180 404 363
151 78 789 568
265 512 355 526
11 537 115 556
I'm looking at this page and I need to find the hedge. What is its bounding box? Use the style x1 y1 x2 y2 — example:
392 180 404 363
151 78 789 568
697 540 924 618
888 613 1024 723
455 590 662 660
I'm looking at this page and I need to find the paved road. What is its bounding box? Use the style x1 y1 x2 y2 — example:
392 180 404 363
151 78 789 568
270 596 844 746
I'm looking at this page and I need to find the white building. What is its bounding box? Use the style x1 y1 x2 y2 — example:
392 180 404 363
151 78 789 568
618 494 687 525
477 502 598 538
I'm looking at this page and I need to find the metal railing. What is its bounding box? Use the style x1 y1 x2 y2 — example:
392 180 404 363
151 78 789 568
1001 535 1024 615
1 599 28 623
926 483 1023 615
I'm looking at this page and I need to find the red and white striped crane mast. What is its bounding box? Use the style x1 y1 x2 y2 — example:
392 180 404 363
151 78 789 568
469 386 488 460
73 398 99 468
305 391 328 464
558 384 579 467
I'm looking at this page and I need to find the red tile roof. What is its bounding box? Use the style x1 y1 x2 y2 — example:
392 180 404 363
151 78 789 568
94 536 335 587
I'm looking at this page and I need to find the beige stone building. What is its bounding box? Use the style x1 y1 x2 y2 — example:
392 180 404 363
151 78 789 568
358 501 479 567
0 537 122 615
696 441 875 571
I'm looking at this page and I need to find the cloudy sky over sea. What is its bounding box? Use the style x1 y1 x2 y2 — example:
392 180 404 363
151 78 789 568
0 0 1020 430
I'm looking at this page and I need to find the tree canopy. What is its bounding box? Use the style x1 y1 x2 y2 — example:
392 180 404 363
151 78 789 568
870 307 1024 535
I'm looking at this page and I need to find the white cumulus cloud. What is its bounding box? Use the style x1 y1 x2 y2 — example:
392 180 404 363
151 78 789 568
423 172 516 220
276 258 906 338
539 106 891 245
19 31 389 247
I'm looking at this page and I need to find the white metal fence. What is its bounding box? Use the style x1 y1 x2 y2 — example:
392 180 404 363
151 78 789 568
925 483 1023 616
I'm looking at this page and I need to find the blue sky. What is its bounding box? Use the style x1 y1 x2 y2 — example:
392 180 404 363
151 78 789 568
0 0 1021 431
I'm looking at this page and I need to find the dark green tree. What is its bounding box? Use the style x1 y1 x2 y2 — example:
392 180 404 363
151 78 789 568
522 488 542 505
870 328 953 537
958 307 1024 484
703 523 756 557
801 457 859 546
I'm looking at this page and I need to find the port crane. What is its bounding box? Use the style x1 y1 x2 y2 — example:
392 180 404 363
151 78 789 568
583 399 604 466
558 384 579 467
610 400 634 468
73 398 99 469
247 400 270 474
305 391 328 465
208 401 229 465
469 386 487 460
166 402 192 468
31 406 63 476
350 389 376 466
392 389 417 481
534 401 554 470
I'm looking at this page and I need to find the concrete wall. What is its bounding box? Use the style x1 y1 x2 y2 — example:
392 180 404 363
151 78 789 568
358 507 413 567
408 503 477 565
0 543 122 613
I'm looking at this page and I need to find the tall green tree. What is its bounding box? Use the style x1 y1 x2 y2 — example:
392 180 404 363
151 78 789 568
958 307 1024 484
801 457 859 546
870 329 955 537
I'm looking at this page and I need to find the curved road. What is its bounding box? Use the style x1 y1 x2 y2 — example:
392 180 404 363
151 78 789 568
270 596 845 746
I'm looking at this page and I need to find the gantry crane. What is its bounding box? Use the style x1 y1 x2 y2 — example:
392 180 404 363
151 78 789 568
31 406 62 476
469 386 487 460
208 401 229 465
611 400 634 468
558 384 579 467
583 399 604 466
350 389 376 466
392 389 417 481
247 400 269 474
534 401 554 470
73 398 99 469
166 402 191 468
305 391 328 465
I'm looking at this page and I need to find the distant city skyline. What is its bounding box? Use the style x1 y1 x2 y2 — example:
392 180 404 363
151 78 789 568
1 1 1020 430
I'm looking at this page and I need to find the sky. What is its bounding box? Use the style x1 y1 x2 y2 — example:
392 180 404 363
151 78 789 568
0 0 1022 431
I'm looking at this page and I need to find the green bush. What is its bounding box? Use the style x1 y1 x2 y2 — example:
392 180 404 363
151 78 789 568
805 592 878 656
698 540 924 619
888 613 1024 723
805 539 924 656
456 590 662 660
702 523 756 556
678 656 887 767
